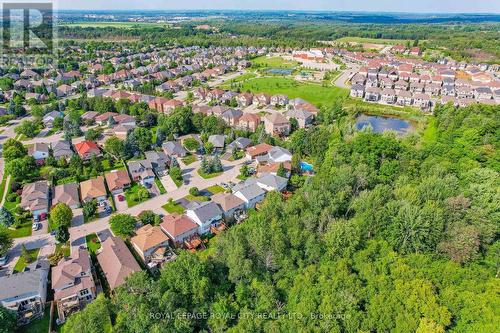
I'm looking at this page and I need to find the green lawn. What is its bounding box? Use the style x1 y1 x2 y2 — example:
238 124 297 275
56 176 78 185
86 234 101 254
15 306 50 333
221 77 348 107
155 178 167 194
162 201 185 214
251 56 300 69
102 159 125 172
181 154 197 165
185 194 210 202
125 183 150 207
228 150 245 161
197 169 222 179
206 185 225 194
7 221 32 238
13 248 40 273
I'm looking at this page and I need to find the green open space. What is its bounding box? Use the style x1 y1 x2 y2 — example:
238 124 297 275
221 77 348 107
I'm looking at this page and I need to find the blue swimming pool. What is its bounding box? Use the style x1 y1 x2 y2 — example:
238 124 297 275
300 161 314 172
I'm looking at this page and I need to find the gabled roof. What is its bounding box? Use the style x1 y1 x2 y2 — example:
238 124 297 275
265 113 289 125
211 193 245 212
105 169 131 192
208 135 226 148
160 214 198 238
186 201 223 223
53 182 80 207
256 173 288 191
74 141 100 156
97 236 141 290
20 181 48 212
52 248 93 293
162 141 187 156
80 176 107 200
234 183 266 201
246 143 274 158
131 224 169 253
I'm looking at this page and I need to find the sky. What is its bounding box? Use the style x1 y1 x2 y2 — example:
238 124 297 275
57 0 500 14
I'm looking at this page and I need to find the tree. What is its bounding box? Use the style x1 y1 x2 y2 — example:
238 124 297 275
239 165 249 178
64 294 112 333
132 127 152 153
2 138 27 162
109 214 136 238
169 166 183 184
6 156 38 182
55 226 69 243
0 305 17 333
276 163 287 178
21 244 32 263
85 128 102 141
0 227 13 257
51 203 73 229
211 155 223 173
138 210 160 226
184 137 200 151
14 120 39 138
0 207 15 227
104 136 125 160
83 200 97 220
189 187 199 196
204 141 214 155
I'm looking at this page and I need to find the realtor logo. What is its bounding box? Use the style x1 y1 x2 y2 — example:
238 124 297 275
1 1 56 64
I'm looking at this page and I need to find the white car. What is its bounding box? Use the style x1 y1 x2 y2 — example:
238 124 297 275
32 223 40 231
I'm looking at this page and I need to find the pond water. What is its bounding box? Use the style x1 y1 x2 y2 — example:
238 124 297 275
355 114 414 135
266 68 293 75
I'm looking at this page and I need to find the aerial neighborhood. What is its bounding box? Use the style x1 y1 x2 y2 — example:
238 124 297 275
0 9 498 332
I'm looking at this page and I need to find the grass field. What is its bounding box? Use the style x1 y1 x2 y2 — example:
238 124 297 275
206 185 225 195
63 22 170 28
181 155 197 165
185 194 210 202
222 77 348 107
162 200 185 214
334 36 411 45
197 170 223 179
7 221 32 238
155 178 167 194
251 56 300 69
14 248 39 273
125 183 150 207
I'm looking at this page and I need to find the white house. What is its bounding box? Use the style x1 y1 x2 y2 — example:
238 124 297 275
185 201 223 234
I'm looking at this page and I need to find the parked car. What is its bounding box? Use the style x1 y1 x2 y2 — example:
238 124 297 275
0 255 8 266
33 215 40 222
99 201 107 207
32 223 40 231
117 195 125 202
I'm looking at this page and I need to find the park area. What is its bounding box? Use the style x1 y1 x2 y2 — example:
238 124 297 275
222 76 348 107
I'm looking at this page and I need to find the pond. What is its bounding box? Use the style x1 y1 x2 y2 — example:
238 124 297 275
355 114 414 136
266 68 293 75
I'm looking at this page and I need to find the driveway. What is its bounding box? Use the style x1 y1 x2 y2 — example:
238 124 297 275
159 175 178 192
3 234 55 274
113 193 128 212
32 219 48 236
71 208 84 227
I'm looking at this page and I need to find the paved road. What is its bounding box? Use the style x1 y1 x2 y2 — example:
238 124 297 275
68 158 246 243
333 64 359 89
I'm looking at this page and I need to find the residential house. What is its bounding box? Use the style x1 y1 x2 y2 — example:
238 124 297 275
286 108 313 128
396 90 413 106
131 224 170 264
185 201 224 234
255 93 271 106
127 160 155 185
237 93 253 107
52 249 96 323
74 141 101 160
381 89 397 104
28 143 50 163
221 109 243 126
0 262 49 326
53 183 80 209
474 87 493 100
145 150 170 173
162 141 187 158
80 176 107 203
207 89 225 102
42 111 63 128
233 183 266 209
160 213 199 245
246 143 274 160
268 146 293 164
105 169 132 194
413 93 432 109
237 113 261 132
257 161 292 178
227 137 252 151
51 141 73 161
97 236 141 290
264 113 291 136
350 84 365 98
208 135 226 152
271 94 289 106
364 87 381 102
256 173 288 192
20 181 49 219
211 193 245 219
